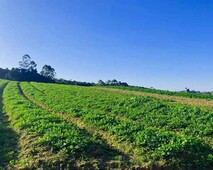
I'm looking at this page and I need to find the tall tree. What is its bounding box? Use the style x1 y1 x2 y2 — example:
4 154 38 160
97 80 105 86
19 54 37 72
40 65 56 79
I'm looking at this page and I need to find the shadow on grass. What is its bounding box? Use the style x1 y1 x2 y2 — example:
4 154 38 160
0 85 19 169
39 138 133 170
75 135 132 169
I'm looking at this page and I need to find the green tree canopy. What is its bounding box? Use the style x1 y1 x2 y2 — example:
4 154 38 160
40 65 56 79
19 54 37 72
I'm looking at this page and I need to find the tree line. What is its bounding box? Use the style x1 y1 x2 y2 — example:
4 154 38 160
0 54 56 83
97 79 128 86
0 54 129 87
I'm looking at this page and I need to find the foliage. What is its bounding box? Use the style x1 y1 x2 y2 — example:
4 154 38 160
55 78 95 86
0 80 18 169
2 81 126 169
40 65 56 79
20 82 213 169
1 79 212 169
0 68 54 83
0 54 56 83
19 54 37 72
103 85 213 100
98 79 128 86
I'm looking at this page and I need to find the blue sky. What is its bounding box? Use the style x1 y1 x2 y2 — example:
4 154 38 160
0 0 213 91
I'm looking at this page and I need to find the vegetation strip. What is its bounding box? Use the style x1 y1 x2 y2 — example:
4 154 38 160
96 87 213 108
21 82 213 169
0 81 18 169
30 82 213 139
29 83 188 138
100 86 213 100
4 82 129 169
20 83 149 168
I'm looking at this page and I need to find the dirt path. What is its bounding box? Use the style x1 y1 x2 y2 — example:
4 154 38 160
96 87 213 108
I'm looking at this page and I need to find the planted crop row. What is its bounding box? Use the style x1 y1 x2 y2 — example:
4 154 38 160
3 82 128 169
30 82 213 138
0 80 8 86
21 82 213 169
102 85 213 100
0 80 8 89
0 80 18 169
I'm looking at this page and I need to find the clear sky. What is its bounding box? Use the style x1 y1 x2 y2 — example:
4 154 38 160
0 0 213 91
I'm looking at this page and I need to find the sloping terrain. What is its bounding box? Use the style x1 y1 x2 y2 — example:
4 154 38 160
0 80 212 169
97 87 213 108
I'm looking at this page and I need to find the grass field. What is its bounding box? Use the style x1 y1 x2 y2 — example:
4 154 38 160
0 80 212 169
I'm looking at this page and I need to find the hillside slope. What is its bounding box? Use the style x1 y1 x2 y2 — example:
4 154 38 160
101 86 213 100
96 87 213 108
0 80 212 169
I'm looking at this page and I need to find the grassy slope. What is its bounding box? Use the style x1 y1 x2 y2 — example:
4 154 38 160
2 81 130 169
96 87 213 108
0 80 19 169
100 86 213 100
21 82 213 169
1 79 213 169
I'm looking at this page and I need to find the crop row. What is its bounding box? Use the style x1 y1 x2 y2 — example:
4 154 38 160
0 80 18 169
3 82 127 169
30 82 213 138
0 80 8 89
102 85 213 100
21 82 213 169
